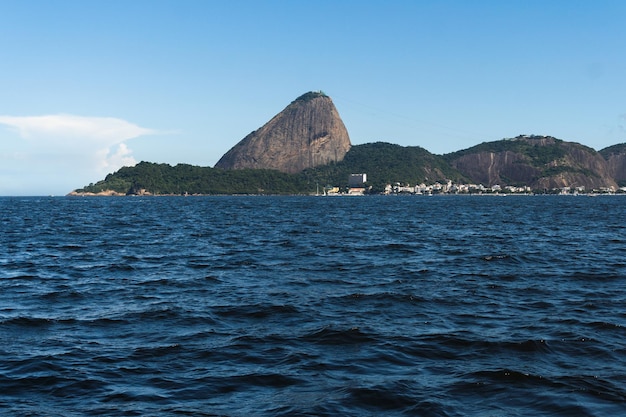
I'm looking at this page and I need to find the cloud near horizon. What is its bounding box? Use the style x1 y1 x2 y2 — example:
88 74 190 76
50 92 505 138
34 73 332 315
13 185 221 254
0 114 159 194
0 113 155 142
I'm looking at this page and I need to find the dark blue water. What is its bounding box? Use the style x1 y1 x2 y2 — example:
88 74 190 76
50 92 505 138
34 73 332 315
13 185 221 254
1 195 625 416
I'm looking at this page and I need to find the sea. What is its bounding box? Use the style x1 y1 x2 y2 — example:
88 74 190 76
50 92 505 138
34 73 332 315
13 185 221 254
1 195 625 416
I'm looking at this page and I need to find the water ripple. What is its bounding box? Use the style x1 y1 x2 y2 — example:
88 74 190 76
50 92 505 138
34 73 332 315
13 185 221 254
1 195 625 416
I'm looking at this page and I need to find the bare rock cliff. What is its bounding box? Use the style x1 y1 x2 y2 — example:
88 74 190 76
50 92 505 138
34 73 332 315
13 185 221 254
606 154 626 183
600 143 626 184
215 91 351 173
452 150 537 186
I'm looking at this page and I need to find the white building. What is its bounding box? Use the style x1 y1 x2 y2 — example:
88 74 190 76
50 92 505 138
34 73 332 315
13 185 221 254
349 173 367 187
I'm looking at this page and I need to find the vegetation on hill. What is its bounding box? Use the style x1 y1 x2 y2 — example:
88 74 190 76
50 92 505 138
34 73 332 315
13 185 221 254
443 135 607 181
599 143 626 159
78 163 308 195
292 91 328 103
302 142 466 192
72 136 623 196
74 143 464 195
443 136 568 165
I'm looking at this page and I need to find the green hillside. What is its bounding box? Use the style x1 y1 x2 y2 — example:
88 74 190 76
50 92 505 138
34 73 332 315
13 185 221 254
443 136 568 165
302 142 465 192
74 142 464 195
73 137 622 195
599 143 626 159
77 163 308 195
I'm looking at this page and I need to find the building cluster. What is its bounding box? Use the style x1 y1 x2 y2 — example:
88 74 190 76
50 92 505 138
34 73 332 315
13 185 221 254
324 174 624 195
384 181 533 195
385 182 623 195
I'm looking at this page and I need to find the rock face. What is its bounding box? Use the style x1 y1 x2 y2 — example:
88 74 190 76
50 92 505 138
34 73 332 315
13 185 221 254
448 135 618 190
215 91 351 173
599 143 626 185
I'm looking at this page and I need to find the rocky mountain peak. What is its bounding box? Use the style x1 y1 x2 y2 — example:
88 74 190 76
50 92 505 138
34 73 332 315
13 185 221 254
214 91 351 173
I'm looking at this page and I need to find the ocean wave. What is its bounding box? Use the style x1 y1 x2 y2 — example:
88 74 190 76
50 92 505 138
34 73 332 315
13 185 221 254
1 196 625 416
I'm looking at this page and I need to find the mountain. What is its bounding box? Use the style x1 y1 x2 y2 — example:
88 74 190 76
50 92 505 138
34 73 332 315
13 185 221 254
72 135 625 196
599 143 626 186
444 135 617 190
71 143 459 195
214 91 351 173
69 86 626 195
301 142 466 192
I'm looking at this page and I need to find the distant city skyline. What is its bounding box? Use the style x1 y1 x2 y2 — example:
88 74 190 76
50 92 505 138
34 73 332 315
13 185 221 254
1 1 625 195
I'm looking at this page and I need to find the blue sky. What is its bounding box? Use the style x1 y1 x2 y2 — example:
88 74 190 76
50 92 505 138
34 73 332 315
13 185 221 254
1 1 625 195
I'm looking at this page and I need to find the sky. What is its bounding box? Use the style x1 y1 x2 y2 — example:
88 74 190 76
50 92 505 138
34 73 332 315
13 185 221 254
1 0 625 195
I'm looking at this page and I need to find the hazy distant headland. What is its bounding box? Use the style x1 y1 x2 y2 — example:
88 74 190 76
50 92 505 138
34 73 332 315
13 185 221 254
71 92 626 196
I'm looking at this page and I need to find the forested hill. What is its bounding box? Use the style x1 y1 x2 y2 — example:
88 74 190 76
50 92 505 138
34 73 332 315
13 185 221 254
72 142 462 195
71 137 626 195
302 142 465 189
73 162 310 195
444 135 618 190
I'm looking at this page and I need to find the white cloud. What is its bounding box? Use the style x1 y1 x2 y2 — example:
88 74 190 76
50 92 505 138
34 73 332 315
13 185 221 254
0 114 156 147
98 143 137 171
0 114 158 195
